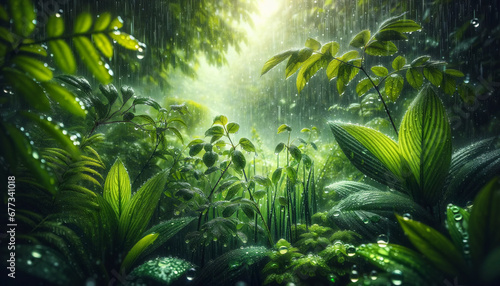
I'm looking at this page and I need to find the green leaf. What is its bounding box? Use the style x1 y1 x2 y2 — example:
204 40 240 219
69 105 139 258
296 53 328 93
285 166 297 184
469 177 500 267
261 50 295 76
277 124 292 134
18 44 47 56
326 50 359 80
329 122 404 191
131 257 195 285
203 151 218 167
399 86 452 206
411 56 431 67
99 84 119 106
232 150 246 170
423 66 443 87
94 12 112 31
272 168 283 185
397 215 466 276
8 0 36 37
109 31 144 51
47 15 64 37
119 169 169 249
406 67 424 89
12 55 53 82
167 127 183 144
93 33 113 58
375 30 408 41
285 48 313 79
444 69 465 77
73 36 112 84
371 66 389 77
442 74 456 95
227 122 240 133
205 125 225 137
223 204 239 217
253 175 271 187
365 41 398 56
189 144 204 156
329 188 430 240
384 73 404 101
104 158 131 218
48 39 76 74
349 29 370 48
121 85 135 103
109 16 124 30
356 78 374 96
239 138 256 152
4 68 50 111
274 142 285 154
305 38 321 50
141 217 196 258
392 56 406 71
445 204 470 255
289 145 302 161
380 19 422 33
41 82 86 117
120 233 159 273
213 115 228 126
133 97 161 110
320 41 340 56
22 112 80 159
336 58 362 95
357 243 442 284
74 12 93 33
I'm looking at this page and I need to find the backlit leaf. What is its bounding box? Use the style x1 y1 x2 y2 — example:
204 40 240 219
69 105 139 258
286 166 297 184
94 12 112 31
73 36 112 84
93 33 113 58
375 30 408 41
104 158 131 218
120 233 158 273
392 55 406 71
277 124 292 134
371 66 388 77
399 86 451 206
445 69 465 77
326 50 359 80
305 38 321 50
380 19 422 33
41 82 86 117
5 68 50 111
320 41 340 56
47 14 64 37
12 55 53 82
296 53 328 93
239 138 256 152
232 150 246 170
411 56 431 67
261 50 294 76
74 12 93 33
285 48 313 79
349 29 370 48
109 31 143 51
48 39 76 74
356 78 374 96
9 0 36 37
213 115 228 126
227 122 240 133
384 73 404 101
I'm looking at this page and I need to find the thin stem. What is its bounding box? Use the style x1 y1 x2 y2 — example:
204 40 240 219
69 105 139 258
360 66 399 136
132 132 161 187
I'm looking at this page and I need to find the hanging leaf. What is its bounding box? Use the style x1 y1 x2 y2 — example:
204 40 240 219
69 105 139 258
120 233 159 273
47 36 76 74
329 122 404 191
12 55 53 82
261 50 295 76
380 19 421 33
320 41 340 57
272 168 283 185
397 215 466 276
305 38 321 50
239 138 256 152
285 48 313 79
349 29 370 48
231 150 246 170
406 68 424 89
326 50 359 80
442 74 456 95
104 158 131 218
444 69 465 77
399 86 452 206
423 66 443 87
93 33 113 58
285 166 297 184
73 36 113 84
365 41 398 56
289 145 302 161
4 68 50 111
41 82 86 117
392 56 406 71
119 168 170 249
469 178 500 268
384 73 404 101
94 12 112 31
296 53 328 93
371 66 389 77
8 0 36 37
74 12 93 33
336 58 361 95
356 78 374 96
